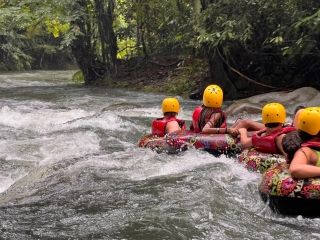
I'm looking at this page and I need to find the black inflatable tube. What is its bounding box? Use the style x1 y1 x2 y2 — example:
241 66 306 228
260 192 320 217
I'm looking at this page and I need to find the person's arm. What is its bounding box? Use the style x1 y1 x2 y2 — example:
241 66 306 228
165 121 181 134
289 147 320 178
202 112 224 134
238 128 252 148
275 134 287 156
231 119 264 131
201 126 228 134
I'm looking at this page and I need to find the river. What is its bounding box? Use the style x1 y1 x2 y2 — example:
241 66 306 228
0 71 319 239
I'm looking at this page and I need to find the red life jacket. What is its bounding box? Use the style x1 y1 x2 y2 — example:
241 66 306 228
252 126 295 154
301 138 320 150
191 106 227 133
151 117 186 137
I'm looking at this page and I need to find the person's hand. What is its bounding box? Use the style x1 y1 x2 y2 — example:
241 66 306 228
238 128 247 135
227 128 240 137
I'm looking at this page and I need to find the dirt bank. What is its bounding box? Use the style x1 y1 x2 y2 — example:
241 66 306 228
103 56 207 98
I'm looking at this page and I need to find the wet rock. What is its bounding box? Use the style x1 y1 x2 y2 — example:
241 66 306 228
225 87 320 115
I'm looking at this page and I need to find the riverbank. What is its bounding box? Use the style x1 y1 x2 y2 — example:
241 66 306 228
102 56 207 98
72 54 320 101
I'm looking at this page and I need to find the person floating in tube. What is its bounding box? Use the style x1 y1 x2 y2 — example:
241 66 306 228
282 107 320 178
237 103 295 155
229 105 305 133
151 97 186 137
190 84 237 136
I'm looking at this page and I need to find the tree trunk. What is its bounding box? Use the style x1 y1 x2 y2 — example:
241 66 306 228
71 0 106 85
206 48 239 100
193 0 201 14
94 0 118 73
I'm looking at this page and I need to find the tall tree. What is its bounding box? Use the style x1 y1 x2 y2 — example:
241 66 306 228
195 0 320 98
70 0 105 84
94 0 118 70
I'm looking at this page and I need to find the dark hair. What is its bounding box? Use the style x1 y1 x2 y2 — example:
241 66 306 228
164 112 177 117
265 122 282 128
282 130 314 163
294 105 305 115
199 106 225 131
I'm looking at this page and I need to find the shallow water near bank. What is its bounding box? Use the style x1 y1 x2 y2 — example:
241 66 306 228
0 71 319 239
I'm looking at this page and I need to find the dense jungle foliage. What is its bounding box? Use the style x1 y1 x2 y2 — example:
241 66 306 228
1 0 320 98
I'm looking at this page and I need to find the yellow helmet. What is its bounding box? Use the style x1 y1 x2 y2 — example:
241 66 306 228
161 97 180 113
297 107 320 135
202 84 223 108
262 103 286 124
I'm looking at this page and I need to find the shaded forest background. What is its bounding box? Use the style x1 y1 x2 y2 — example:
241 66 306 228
1 0 320 99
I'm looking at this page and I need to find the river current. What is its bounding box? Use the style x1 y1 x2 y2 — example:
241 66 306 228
0 71 320 239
